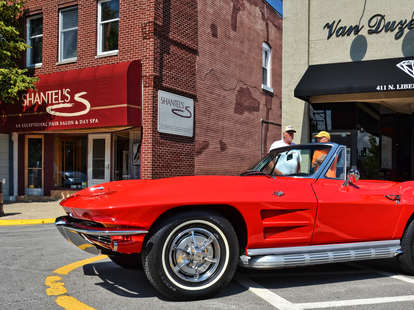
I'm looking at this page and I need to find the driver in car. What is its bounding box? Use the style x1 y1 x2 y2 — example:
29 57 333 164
273 150 301 176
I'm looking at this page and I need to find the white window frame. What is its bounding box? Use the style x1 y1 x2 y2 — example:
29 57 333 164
97 0 119 56
58 6 78 63
26 15 43 68
262 42 273 93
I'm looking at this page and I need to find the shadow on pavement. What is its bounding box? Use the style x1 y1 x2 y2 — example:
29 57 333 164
2 212 21 217
81 258 406 300
237 258 403 289
82 261 246 300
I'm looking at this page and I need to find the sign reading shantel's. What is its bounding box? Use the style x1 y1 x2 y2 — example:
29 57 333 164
324 14 414 40
0 61 141 133
158 90 194 137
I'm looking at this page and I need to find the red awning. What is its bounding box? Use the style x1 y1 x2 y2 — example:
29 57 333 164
0 61 141 132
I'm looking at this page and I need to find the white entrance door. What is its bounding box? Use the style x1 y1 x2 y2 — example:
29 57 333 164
88 134 111 187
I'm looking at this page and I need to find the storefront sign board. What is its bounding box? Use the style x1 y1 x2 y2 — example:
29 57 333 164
157 90 194 137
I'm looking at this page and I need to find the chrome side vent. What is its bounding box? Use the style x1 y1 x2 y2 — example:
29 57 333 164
241 240 401 269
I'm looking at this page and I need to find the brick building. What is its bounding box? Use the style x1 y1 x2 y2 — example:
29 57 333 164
0 0 282 200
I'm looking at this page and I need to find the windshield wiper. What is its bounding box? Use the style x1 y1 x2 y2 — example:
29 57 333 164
240 170 270 177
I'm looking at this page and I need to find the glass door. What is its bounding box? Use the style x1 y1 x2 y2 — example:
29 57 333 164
88 134 110 187
25 135 44 195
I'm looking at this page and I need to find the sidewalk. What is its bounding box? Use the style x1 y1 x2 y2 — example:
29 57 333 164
0 201 66 221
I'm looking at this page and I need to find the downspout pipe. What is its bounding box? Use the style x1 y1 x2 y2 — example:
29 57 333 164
260 119 281 157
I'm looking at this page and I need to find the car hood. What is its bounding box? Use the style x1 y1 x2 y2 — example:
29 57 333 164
59 175 279 225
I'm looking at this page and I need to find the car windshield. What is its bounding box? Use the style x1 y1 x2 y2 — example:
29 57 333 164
242 144 333 177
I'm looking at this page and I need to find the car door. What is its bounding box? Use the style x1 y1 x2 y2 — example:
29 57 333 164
244 146 319 250
259 177 318 248
311 148 401 245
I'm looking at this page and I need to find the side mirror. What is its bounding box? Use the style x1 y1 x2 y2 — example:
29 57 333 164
343 169 360 187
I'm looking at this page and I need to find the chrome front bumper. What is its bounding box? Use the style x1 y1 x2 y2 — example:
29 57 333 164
55 216 148 255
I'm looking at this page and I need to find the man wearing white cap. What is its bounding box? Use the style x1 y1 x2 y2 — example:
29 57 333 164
269 125 296 152
268 125 301 176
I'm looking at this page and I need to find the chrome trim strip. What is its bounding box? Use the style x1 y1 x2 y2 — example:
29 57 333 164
242 240 401 270
56 223 148 236
247 240 400 256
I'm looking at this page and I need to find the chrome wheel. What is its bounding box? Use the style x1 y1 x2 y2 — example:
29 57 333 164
168 227 220 283
143 211 239 300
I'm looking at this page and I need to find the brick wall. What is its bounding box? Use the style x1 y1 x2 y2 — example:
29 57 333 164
22 0 282 179
195 0 282 175
151 0 198 178
23 0 157 179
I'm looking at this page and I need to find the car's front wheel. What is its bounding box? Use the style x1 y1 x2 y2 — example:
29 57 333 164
142 211 239 300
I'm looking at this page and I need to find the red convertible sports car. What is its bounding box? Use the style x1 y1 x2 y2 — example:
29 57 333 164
56 143 414 300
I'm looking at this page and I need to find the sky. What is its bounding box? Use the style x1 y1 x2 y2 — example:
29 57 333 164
266 0 283 17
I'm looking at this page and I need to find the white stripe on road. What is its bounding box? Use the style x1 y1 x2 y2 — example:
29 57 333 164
349 262 414 284
367 268 414 285
238 264 414 309
296 295 414 309
237 276 301 310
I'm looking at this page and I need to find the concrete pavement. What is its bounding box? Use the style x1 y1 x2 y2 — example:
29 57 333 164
0 201 66 224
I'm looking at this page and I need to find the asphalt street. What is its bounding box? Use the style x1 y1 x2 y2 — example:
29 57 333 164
2 224 414 310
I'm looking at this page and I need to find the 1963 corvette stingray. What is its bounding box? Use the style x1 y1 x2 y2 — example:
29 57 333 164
56 143 414 300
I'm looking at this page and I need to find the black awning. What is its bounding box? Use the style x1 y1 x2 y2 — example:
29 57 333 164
294 57 414 101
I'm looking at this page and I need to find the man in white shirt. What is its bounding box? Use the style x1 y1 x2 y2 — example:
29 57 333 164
268 125 301 175
269 125 296 151
274 150 301 175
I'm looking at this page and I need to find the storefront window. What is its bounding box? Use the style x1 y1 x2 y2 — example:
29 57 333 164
113 128 141 180
92 139 106 179
54 136 87 189
310 105 332 133
27 137 43 190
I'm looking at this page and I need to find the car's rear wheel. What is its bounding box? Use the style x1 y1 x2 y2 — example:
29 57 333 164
142 211 239 300
108 253 142 269
398 220 414 274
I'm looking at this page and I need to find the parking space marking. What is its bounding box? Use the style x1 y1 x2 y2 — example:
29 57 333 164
237 276 301 310
45 276 67 296
296 295 414 309
373 269 414 284
238 264 414 310
56 296 96 310
45 255 108 310
54 255 107 275
349 262 414 285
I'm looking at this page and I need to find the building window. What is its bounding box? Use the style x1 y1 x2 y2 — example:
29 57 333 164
25 135 44 195
26 15 43 67
97 0 119 55
262 42 273 93
59 7 78 62
54 135 87 189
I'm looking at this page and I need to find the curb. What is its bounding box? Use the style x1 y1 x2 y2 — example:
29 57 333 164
0 218 55 226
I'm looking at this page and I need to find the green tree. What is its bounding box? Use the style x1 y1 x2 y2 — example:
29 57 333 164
0 0 37 104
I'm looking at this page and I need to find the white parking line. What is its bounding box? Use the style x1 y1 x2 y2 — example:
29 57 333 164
296 295 414 309
238 264 414 309
237 276 301 310
349 262 414 284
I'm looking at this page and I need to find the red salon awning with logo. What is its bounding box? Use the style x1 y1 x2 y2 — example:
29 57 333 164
0 61 141 132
